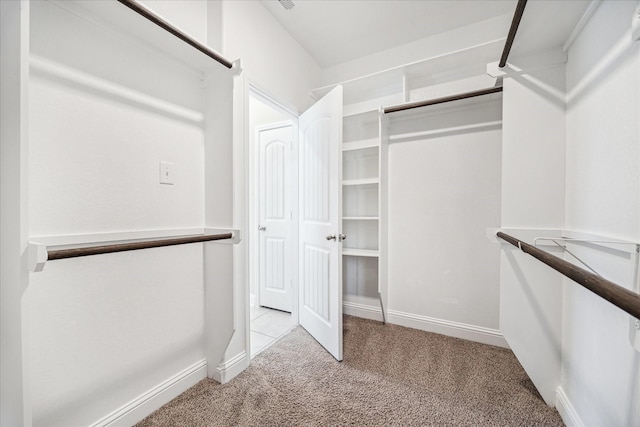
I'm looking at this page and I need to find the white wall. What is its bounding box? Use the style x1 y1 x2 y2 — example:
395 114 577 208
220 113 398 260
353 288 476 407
497 55 567 405
562 1 640 425
23 1 234 425
140 0 224 53
1 1 30 426
140 0 208 45
386 97 504 347
221 0 322 112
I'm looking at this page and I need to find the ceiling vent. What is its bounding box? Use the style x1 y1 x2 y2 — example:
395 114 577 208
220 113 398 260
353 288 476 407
279 0 295 11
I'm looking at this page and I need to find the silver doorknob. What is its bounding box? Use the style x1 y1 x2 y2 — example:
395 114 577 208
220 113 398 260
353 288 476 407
258 225 266 231
338 234 347 241
326 234 336 241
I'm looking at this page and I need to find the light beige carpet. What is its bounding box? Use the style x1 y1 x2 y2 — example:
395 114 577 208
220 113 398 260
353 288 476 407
137 316 564 426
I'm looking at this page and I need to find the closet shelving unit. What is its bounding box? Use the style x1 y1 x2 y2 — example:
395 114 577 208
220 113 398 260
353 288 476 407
311 38 504 115
311 38 505 321
341 108 385 315
342 109 380 256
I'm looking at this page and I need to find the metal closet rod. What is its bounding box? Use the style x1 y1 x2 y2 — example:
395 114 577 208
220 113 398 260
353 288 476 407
499 0 528 68
383 86 503 114
116 0 233 69
497 231 640 320
47 232 234 261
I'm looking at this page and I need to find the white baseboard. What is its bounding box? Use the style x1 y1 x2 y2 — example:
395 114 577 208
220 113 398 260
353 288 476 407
211 351 248 384
556 386 585 427
343 301 508 348
343 301 384 322
387 309 508 348
91 359 207 427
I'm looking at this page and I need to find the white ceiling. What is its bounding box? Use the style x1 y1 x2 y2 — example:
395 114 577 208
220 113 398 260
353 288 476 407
260 0 592 69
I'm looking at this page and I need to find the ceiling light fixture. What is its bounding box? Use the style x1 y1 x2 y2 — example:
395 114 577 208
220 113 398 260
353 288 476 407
279 0 295 11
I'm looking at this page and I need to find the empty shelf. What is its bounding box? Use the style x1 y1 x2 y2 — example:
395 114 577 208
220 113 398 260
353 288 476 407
343 138 380 151
343 216 379 221
342 248 379 257
343 178 379 186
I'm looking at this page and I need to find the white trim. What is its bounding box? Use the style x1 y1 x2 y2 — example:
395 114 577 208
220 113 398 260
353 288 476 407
343 301 384 322
90 359 207 427
386 309 508 348
343 303 507 348
248 82 299 117
211 351 248 384
555 386 585 427
562 0 602 53
0 2 30 424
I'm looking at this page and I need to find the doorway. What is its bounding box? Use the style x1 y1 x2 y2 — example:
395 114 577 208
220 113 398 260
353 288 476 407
246 84 344 361
248 88 298 357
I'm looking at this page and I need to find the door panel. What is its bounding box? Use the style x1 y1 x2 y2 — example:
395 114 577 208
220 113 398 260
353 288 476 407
299 86 343 361
259 124 293 312
303 244 330 323
303 118 330 222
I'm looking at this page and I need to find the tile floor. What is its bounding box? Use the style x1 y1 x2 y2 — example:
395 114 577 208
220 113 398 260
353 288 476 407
250 306 296 357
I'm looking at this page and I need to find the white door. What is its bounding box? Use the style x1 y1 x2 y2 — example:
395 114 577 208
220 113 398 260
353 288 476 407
258 123 294 312
298 86 343 361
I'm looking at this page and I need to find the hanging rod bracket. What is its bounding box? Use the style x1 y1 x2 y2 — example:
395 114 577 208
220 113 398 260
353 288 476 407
28 242 48 273
204 228 242 245
486 61 507 78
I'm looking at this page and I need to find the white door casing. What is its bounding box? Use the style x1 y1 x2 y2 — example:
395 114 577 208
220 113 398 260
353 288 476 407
298 86 343 361
258 123 293 312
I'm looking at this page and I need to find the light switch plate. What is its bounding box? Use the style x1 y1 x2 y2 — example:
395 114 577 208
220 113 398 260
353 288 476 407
159 161 174 185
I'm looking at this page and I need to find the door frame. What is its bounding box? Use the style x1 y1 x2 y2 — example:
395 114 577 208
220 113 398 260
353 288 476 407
247 83 300 330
